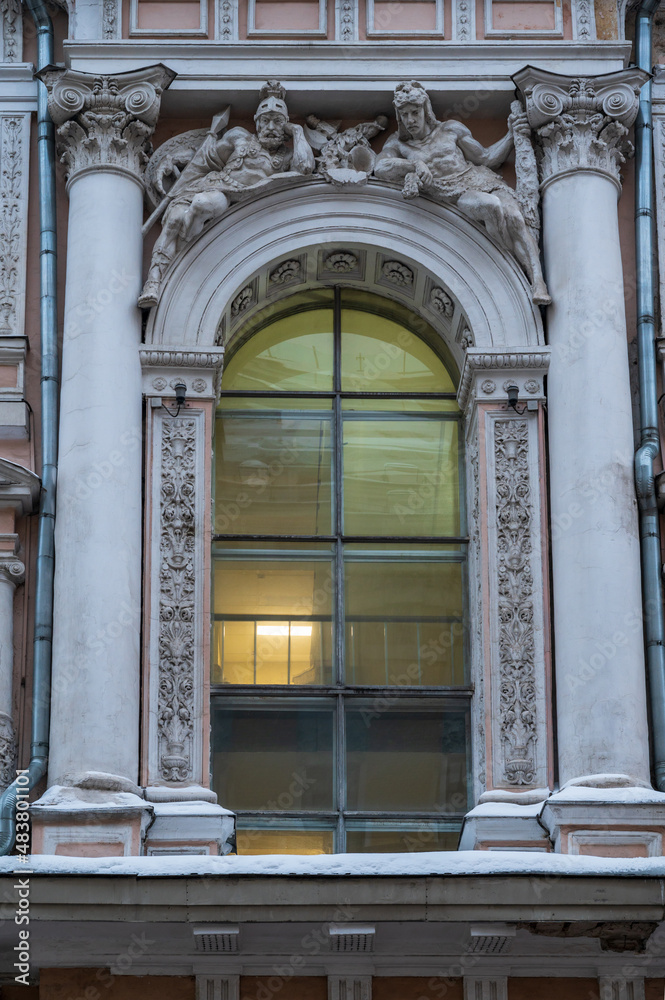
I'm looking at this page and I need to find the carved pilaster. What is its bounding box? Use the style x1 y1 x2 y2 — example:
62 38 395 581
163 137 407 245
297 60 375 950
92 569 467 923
102 0 121 38
143 349 221 789
463 979 507 1000
37 65 176 188
336 0 357 41
459 349 551 795
0 115 30 338
571 0 596 40
513 67 647 191
599 979 645 1000
156 416 198 783
0 0 21 62
0 711 16 790
453 0 475 41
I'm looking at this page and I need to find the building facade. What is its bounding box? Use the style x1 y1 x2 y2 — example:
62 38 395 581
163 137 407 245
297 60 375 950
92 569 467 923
2 0 665 994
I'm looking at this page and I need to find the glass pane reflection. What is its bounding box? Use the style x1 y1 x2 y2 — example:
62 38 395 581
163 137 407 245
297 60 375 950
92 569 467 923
237 829 334 855
344 550 464 685
222 307 334 392
346 709 469 812
343 417 460 536
215 409 333 535
345 828 459 853
341 308 455 393
212 707 334 810
213 552 334 685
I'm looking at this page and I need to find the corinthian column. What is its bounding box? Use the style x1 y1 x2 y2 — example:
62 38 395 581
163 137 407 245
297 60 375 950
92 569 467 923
514 68 650 790
38 66 174 794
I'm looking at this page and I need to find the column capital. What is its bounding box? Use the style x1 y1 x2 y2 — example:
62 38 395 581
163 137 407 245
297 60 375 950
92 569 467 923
0 552 24 587
513 66 648 191
37 64 176 189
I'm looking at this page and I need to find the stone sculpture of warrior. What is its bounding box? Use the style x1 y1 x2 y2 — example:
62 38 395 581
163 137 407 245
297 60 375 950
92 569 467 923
374 81 550 306
139 81 315 308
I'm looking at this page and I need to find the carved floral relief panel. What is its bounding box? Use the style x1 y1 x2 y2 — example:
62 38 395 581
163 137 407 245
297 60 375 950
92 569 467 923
146 407 208 787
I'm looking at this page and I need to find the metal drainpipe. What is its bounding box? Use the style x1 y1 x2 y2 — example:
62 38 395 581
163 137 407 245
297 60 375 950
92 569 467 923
0 0 58 853
634 0 665 791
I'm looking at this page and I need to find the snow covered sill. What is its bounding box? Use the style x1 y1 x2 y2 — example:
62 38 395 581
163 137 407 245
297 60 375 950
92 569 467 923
2 850 665 878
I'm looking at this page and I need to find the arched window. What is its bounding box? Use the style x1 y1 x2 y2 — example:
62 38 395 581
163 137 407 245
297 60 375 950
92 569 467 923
211 288 470 854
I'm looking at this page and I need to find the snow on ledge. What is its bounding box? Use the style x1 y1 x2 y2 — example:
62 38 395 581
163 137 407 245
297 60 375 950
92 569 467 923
1 851 665 878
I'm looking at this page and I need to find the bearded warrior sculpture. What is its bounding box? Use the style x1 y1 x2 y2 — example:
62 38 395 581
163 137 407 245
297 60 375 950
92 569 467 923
374 81 550 305
139 81 315 308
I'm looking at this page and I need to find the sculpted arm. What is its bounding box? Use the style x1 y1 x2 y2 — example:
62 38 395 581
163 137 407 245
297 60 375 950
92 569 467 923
374 135 415 182
452 120 514 169
286 123 316 174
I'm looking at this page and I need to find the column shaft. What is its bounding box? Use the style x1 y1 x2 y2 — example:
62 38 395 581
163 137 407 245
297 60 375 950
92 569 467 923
515 67 652 789
543 171 650 785
49 171 144 786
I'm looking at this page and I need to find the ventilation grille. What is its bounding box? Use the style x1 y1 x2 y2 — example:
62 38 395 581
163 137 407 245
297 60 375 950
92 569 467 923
193 926 240 953
469 924 516 955
329 925 375 952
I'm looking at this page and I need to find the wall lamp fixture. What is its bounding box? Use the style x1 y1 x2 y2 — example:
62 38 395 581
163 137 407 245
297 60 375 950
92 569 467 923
506 384 526 415
163 382 187 417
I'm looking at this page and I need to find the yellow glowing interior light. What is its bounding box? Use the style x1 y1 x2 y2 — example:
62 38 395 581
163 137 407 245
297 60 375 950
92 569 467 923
256 624 313 637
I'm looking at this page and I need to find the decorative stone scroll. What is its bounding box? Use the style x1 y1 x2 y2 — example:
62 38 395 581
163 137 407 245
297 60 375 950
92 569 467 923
459 348 551 793
0 115 30 338
38 65 176 187
513 67 648 191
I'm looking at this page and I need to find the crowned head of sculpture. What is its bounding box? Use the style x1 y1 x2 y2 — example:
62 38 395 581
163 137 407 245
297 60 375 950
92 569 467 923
393 81 439 141
254 81 290 150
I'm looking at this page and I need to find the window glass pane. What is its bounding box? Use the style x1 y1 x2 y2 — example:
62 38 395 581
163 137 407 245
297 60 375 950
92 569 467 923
344 547 464 685
343 417 460 536
213 550 334 685
212 706 334 810
237 828 334 855
342 398 459 413
214 409 333 535
345 827 460 853
222 308 334 391
346 708 469 812
341 308 455 393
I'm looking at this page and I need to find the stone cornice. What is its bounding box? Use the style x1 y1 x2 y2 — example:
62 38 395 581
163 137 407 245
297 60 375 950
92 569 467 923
0 457 40 515
140 346 225 400
513 66 648 191
457 347 550 412
37 63 176 188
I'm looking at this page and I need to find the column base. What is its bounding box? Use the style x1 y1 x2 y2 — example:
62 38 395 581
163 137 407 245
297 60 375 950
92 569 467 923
459 789 552 852
541 778 665 856
143 786 236 856
31 784 152 856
